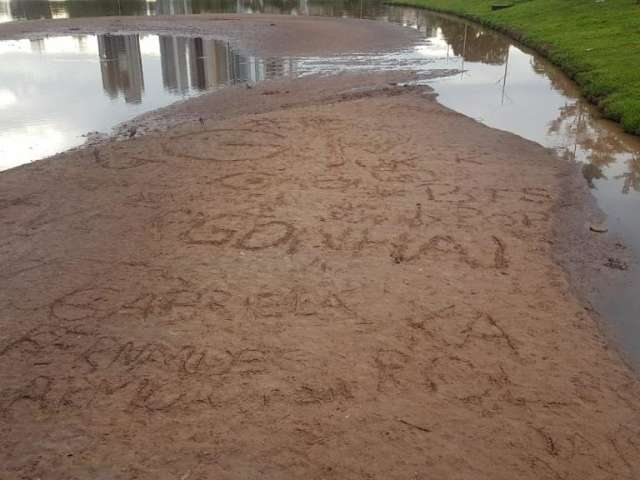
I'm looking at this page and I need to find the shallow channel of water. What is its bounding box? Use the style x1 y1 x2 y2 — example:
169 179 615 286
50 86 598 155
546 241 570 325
1 0 639 365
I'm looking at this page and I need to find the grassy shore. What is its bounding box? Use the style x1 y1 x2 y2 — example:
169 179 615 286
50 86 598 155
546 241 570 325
389 0 640 135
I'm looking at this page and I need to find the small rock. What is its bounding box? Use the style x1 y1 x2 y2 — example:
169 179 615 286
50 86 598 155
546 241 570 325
590 223 608 233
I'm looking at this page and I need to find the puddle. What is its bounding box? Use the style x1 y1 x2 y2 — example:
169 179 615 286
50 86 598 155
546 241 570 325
0 34 299 169
1 0 639 365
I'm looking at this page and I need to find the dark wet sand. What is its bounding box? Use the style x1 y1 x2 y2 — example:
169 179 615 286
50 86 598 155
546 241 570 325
1 15 639 480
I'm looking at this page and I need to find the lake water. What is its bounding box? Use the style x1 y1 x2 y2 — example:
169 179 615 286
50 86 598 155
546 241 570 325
1 0 639 364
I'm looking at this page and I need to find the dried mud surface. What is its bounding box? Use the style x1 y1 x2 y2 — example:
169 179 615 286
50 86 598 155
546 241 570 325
1 74 640 480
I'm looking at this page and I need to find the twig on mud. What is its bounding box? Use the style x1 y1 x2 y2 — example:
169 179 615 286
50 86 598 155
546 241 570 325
396 418 431 433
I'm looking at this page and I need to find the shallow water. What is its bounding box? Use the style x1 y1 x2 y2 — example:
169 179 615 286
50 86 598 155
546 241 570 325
1 0 639 364
0 34 299 168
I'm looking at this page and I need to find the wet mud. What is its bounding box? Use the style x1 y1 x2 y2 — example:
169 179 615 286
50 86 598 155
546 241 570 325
1 72 639 479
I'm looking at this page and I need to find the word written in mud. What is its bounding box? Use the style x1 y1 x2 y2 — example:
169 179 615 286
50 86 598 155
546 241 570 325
40 285 357 325
173 211 514 269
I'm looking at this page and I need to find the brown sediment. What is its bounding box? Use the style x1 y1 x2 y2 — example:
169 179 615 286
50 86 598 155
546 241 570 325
108 70 463 140
1 16 639 480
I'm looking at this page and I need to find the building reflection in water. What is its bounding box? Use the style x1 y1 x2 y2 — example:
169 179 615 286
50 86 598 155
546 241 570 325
158 35 296 93
0 1 11 21
1 0 381 22
90 33 296 103
29 38 45 53
98 34 144 104
155 0 194 15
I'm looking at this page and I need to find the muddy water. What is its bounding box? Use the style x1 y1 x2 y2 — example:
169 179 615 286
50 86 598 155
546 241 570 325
1 0 639 364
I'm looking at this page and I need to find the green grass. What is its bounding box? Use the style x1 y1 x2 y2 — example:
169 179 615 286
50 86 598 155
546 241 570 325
389 0 640 135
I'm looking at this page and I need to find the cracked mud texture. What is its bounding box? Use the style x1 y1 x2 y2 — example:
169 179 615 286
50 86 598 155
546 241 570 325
1 72 639 479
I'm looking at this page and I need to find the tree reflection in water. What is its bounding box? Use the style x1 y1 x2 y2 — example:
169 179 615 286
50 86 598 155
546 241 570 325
616 157 640 194
536 55 640 195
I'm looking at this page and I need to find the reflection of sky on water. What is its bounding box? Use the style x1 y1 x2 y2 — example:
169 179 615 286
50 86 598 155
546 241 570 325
0 34 293 169
1 35 168 168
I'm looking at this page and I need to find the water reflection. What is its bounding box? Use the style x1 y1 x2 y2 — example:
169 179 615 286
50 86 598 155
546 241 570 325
538 59 640 197
157 36 294 92
2 3 638 220
2 3 639 211
413 15 508 65
0 33 291 170
99 34 144 103
0 0 388 22
396 11 640 201
618 158 640 195
1 0 148 20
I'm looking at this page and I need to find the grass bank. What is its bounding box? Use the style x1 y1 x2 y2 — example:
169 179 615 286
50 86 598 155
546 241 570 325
389 0 640 135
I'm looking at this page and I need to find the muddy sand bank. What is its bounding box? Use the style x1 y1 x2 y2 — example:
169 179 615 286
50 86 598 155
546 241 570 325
1 15 640 480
